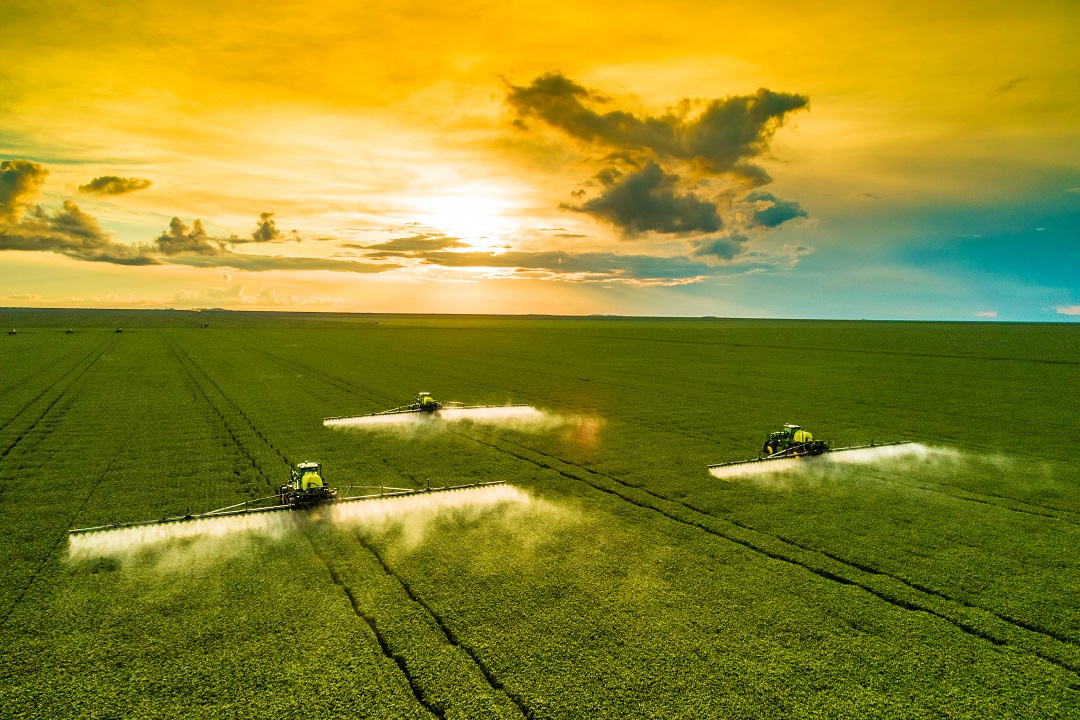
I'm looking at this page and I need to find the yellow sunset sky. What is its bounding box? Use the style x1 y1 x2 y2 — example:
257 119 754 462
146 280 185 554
1 0 1078 318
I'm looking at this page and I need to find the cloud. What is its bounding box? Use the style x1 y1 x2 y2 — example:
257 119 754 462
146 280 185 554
692 234 748 261
231 211 297 244
561 162 722 236
1 196 160 265
154 217 225 256
344 233 468 252
507 72 808 181
0 160 402 275
173 284 333 307
975 311 998 318
167 252 400 273
1057 306 1080 316
744 191 809 228
0 159 50 222
78 176 152 196
2 293 41 300
506 74 809 252
364 247 719 283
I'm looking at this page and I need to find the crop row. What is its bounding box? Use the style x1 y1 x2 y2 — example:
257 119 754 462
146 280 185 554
3 319 1079 718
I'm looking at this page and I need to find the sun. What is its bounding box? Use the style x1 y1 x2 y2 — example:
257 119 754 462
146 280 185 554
412 190 515 250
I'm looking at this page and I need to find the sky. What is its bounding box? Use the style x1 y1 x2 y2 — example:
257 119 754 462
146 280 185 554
1 0 1078 320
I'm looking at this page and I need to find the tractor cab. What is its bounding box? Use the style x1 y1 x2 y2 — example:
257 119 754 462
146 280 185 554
416 392 439 412
280 461 337 505
762 424 827 457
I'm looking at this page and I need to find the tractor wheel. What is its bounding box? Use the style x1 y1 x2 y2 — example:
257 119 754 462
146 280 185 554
763 443 774 456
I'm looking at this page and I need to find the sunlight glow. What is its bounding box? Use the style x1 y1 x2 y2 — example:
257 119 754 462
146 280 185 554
412 191 516 248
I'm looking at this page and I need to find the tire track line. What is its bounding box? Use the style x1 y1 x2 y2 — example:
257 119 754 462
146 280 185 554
859 468 1080 528
0 342 86 423
176 335 524 712
461 429 1080 675
467 326 1080 366
355 534 531 720
0 337 113 461
1 346 155 627
306 537 443 720
163 335 278 491
216 340 1080 672
166 334 289 469
238 341 1080 657
243 339 1077 523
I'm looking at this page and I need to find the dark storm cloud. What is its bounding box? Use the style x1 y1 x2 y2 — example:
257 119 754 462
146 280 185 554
692 234 749 261
506 72 808 179
506 74 810 241
343 233 469 252
745 191 808 228
561 162 722 236
78 176 152 196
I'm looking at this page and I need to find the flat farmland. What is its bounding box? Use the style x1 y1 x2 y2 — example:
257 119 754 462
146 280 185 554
1 309 1078 718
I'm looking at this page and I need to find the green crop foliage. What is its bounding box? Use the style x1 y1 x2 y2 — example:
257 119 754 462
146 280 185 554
0 310 1078 718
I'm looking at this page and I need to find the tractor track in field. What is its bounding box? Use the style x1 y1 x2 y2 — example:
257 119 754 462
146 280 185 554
306 538 446 720
356 534 532 720
0 369 159 628
249 340 1080 529
231 336 1077 523
206 340 1080 671
467 326 1080 367
0 339 103 433
0 341 87 418
164 335 279 492
175 335 525 713
860 468 1080 529
165 334 289 471
171 335 457 713
301 338 723 448
0 337 113 462
460 429 1080 676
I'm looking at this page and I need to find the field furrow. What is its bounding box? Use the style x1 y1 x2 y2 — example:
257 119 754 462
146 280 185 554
456 428 1080 674
0 335 113 458
217 327 1080 654
161 331 531 715
3 313 1078 718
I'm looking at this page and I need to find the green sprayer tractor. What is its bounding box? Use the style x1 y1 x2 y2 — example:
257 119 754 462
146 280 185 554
70 460 505 537
708 423 913 476
761 424 830 458
323 391 528 427
279 461 337 506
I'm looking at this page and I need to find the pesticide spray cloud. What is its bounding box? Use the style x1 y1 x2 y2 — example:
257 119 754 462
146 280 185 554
331 483 538 552
708 443 945 480
324 406 604 448
67 511 296 568
330 483 529 526
325 405 558 431
67 484 536 566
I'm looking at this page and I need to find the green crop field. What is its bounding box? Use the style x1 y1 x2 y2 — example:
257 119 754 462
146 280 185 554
1 308 1078 718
